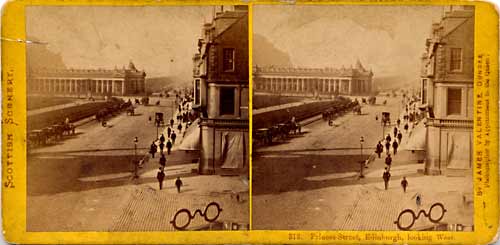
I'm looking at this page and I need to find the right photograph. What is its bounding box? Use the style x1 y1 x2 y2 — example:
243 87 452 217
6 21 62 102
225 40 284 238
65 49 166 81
252 5 474 231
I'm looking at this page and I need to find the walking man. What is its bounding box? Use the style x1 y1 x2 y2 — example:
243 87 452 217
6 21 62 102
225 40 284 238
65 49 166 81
397 131 403 144
156 168 165 190
171 131 177 145
166 139 173 155
170 118 174 128
397 118 401 128
149 141 157 158
177 123 182 133
376 141 383 158
159 141 165 153
175 177 183 193
160 134 165 144
386 134 392 143
385 154 392 170
383 168 391 190
401 176 408 193
393 127 398 138
159 153 166 170
385 140 391 153
167 127 172 138
392 140 399 155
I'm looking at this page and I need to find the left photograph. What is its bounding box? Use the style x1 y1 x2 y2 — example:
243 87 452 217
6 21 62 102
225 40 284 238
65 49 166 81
26 5 249 231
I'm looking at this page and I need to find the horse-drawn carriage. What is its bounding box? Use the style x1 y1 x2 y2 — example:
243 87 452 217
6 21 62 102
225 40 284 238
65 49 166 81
352 104 362 115
28 122 76 147
368 96 376 105
381 112 391 126
126 106 135 116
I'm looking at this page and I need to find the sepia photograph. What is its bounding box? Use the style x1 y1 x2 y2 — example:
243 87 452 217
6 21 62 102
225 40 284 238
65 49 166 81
252 5 474 231
25 5 249 231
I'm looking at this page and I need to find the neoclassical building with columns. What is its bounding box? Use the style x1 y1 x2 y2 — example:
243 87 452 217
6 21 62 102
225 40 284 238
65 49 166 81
27 61 146 97
253 60 373 96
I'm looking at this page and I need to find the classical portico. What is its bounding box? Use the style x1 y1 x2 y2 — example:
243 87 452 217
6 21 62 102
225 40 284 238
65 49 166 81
253 61 373 96
28 62 146 96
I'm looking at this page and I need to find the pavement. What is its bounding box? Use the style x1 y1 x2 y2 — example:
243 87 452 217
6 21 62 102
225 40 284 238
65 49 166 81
27 97 248 232
252 96 473 231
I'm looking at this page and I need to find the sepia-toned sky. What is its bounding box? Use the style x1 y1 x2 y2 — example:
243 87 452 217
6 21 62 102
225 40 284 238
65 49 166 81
26 6 218 80
253 5 446 87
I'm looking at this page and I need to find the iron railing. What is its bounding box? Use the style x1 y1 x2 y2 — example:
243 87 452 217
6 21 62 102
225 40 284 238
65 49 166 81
425 118 473 128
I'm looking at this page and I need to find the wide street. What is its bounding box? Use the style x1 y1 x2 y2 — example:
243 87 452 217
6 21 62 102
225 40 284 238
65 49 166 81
27 97 248 231
252 96 473 231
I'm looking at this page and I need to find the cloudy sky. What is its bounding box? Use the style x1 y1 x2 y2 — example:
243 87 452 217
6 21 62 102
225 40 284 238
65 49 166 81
253 5 446 85
26 6 218 80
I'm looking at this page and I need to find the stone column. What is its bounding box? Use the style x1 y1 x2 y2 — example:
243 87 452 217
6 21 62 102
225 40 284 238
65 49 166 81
348 79 352 95
111 81 115 95
121 80 126 95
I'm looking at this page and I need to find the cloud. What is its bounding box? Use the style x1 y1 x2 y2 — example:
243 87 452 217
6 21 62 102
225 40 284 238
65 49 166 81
26 6 214 81
253 5 444 86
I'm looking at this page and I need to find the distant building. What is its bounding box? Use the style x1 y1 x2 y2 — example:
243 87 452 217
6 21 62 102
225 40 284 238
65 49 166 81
253 60 373 97
420 6 474 175
192 6 249 175
27 61 146 96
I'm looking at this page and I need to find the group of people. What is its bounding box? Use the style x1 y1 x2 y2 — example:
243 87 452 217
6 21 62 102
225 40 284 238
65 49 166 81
151 104 191 192
375 114 411 193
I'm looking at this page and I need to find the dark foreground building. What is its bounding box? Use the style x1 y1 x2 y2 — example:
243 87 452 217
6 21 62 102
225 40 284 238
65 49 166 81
192 6 249 175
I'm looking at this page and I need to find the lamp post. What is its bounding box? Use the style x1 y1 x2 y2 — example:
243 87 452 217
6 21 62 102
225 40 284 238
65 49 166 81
133 137 139 178
359 136 365 178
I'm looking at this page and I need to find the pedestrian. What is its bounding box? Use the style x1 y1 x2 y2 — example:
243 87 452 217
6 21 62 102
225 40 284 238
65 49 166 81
376 141 383 158
393 127 398 138
177 123 182 133
149 141 157 158
166 139 173 155
401 176 408 193
386 134 392 143
171 131 177 145
397 118 401 127
167 127 172 138
397 131 403 143
392 140 399 155
385 140 391 153
170 118 174 128
385 154 392 170
160 134 165 144
159 141 165 153
415 193 422 206
175 177 183 193
404 123 409 132
149 116 152 122
159 153 166 169
383 168 391 190
156 168 165 190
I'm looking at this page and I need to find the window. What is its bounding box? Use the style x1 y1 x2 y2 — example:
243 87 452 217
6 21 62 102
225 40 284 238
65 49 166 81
220 87 235 115
421 79 427 104
447 88 462 115
194 79 201 105
223 48 235 72
450 48 462 72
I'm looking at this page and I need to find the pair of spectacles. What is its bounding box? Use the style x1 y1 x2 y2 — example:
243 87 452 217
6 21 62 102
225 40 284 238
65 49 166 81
170 202 222 230
394 202 447 230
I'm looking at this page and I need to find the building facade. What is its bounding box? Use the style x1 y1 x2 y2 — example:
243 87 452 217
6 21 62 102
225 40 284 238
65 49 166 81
193 6 249 175
253 60 373 97
27 61 146 97
420 6 474 175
